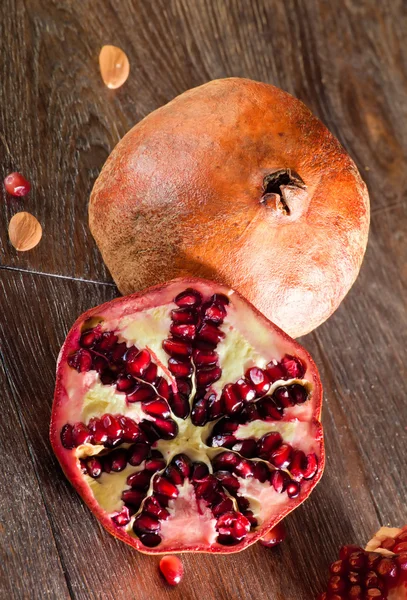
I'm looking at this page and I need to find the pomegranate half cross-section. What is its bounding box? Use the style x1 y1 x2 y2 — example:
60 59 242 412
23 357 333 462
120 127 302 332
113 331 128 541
50 278 324 554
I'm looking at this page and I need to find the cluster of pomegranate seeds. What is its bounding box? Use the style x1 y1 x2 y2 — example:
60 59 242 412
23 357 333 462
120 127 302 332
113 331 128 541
317 528 407 600
60 286 318 550
163 288 227 423
4 172 31 196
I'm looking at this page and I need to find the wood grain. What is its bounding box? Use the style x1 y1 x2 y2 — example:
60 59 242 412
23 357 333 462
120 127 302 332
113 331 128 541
0 0 406 599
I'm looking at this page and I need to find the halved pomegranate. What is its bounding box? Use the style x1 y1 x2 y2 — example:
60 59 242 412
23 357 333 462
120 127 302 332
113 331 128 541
50 278 324 554
318 526 407 599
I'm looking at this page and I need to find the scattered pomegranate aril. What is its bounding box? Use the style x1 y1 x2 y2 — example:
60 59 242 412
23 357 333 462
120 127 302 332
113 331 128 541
260 522 287 547
4 172 31 196
159 555 184 586
51 279 323 555
280 354 306 379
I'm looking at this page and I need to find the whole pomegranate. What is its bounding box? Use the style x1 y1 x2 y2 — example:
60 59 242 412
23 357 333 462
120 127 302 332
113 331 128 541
50 278 324 553
89 78 369 338
318 526 407 599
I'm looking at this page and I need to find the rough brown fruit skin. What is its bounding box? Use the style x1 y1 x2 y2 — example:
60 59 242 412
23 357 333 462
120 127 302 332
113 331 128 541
89 78 370 338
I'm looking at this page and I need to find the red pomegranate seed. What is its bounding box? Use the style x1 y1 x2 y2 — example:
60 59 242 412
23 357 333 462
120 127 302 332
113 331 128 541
127 383 155 403
339 545 364 560
4 172 31 196
271 470 288 493
112 506 131 527
286 481 300 498
96 332 118 351
290 450 306 481
162 338 193 358
139 532 162 547
212 497 234 517
174 288 202 307
145 457 166 472
376 557 399 580
170 323 196 340
329 560 346 576
111 341 127 362
271 443 292 468
169 392 190 419
365 591 384 600
367 552 381 570
143 496 170 520
348 571 362 585
80 329 97 348
164 465 184 485
68 349 93 372
234 378 256 402
171 307 197 324
207 393 224 419
153 476 179 499
175 378 191 395
127 349 152 377
396 531 407 542
231 439 257 458
208 434 236 448
289 384 308 404
71 422 92 446
61 424 74 449
303 453 318 479
281 354 305 379
168 357 193 377
240 403 261 422
191 397 208 426
234 459 254 478
101 414 123 439
119 416 142 443
203 302 226 324
127 443 150 466
211 293 230 306
257 432 283 459
143 362 158 383
133 513 161 534
364 571 382 588
394 542 407 553
104 449 127 472
348 551 367 571
265 359 287 382
197 322 225 345
212 451 240 472
85 456 102 478
214 471 240 494
191 461 209 481
192 348 218 367
253 461 269 482
258 397 283 420
142 397 170 419
170 455 191 480
155 376 171 400
116 375 136 392
127 470 151 490
196 366 222 387
195 476 220 502
396 552 407 571
273 386 294 409
88 418 108 444
245 367 271 396
327 575 346 593
159 555 184 586
348 586 362 599
153 418 178 440
121 489 145 509
260 522 286 547
222 384 243 415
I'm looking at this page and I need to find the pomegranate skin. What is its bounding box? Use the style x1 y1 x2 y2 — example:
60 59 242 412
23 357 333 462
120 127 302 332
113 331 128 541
89 78 369 338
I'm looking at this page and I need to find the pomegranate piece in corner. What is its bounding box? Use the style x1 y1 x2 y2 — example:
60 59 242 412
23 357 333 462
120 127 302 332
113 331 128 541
317 525 407 599
50 278 324 554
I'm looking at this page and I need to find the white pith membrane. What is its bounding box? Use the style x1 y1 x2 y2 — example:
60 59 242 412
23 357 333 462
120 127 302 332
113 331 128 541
52 280 323 553
318 526 407 600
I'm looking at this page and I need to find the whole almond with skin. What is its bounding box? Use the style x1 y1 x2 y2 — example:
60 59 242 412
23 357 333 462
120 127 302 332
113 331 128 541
8 212 42 251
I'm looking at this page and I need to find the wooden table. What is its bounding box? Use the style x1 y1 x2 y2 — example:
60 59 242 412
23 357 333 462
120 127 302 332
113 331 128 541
1 1 406 599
